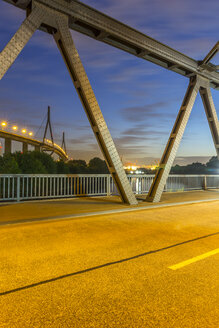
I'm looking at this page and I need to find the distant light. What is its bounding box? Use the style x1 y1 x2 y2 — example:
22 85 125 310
21 129 26 134
29 132 33 136
1 121 7 127
12 126 18 131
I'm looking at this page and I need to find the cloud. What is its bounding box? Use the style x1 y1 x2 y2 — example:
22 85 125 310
120 101 174 122
0 97 43 120
29 31 57 51
115 135 159 145
0 2 24 24
122 124 168 137
107 65 158 83
169 38 218 60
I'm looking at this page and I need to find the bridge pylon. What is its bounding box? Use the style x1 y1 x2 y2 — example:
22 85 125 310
43 106 54 145
61 132 67 154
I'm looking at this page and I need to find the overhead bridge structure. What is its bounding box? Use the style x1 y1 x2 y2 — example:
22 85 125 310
0 130 68 160
0 0 219 204
0 106 68 160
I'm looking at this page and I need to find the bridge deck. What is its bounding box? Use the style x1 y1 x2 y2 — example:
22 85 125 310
1 190 219 225
0 190 219 327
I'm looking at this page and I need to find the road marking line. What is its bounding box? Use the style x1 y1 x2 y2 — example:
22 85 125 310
169 248 219 270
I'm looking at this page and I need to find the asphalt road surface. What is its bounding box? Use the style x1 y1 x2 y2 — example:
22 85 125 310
0 200 219 327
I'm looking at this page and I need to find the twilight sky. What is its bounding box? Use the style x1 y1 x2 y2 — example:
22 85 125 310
0 0 219 165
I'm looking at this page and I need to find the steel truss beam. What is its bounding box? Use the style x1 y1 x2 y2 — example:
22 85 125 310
52 12 137 205
200 85 219 158
0 5 45 79
3 0 219 89
0 1 137 205
146 76 219 202
201 42 219 66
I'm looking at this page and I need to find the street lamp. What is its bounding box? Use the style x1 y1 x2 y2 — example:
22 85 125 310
12 126 18 131
21 129 26 134
1 121 7 129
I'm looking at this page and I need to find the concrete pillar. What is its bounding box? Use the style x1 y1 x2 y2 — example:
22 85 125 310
35 145 41 152
5 138 12 154
22 142 28 153
203 176 207 190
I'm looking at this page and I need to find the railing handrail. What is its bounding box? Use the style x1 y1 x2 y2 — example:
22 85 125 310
1 173 219 202
1 173 219 178
0 173 111 178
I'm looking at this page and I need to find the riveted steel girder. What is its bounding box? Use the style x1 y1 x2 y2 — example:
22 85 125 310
146 76 201 202
200 85 219 159
50 11 137 205
0 4 45 79
3 0 219 89
146 76 219 203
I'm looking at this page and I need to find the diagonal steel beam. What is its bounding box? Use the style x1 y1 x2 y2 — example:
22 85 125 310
0 5 44 79
146 76 201 202
201 42 219 66
200 84 219 159
51 13 137 205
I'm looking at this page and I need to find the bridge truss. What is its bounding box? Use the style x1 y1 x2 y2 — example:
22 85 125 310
0 0 218 204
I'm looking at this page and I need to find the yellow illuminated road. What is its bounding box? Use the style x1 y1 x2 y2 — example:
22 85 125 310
0 195 219 327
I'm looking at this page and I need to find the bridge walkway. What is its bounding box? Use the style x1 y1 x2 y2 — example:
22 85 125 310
1 190 219 226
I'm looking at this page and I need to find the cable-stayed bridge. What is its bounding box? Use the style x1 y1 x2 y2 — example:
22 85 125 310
0 106 68 160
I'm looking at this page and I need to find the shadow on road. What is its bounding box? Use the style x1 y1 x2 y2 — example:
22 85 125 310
1 231 218 297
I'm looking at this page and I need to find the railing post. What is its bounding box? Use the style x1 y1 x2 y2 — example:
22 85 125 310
16 176 20 202
203 175 207 190
107 175 111 196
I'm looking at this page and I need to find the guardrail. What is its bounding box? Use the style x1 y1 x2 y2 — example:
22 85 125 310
0 174 219 202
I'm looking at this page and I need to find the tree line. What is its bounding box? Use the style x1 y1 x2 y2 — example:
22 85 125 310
170 156 219 174
0 152 219 175
0 152 109 174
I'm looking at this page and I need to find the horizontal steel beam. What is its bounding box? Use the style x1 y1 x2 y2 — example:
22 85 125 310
2 0 219 89
0 130 68 160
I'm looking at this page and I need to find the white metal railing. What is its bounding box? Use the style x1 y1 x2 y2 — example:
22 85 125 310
0 174 219 202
